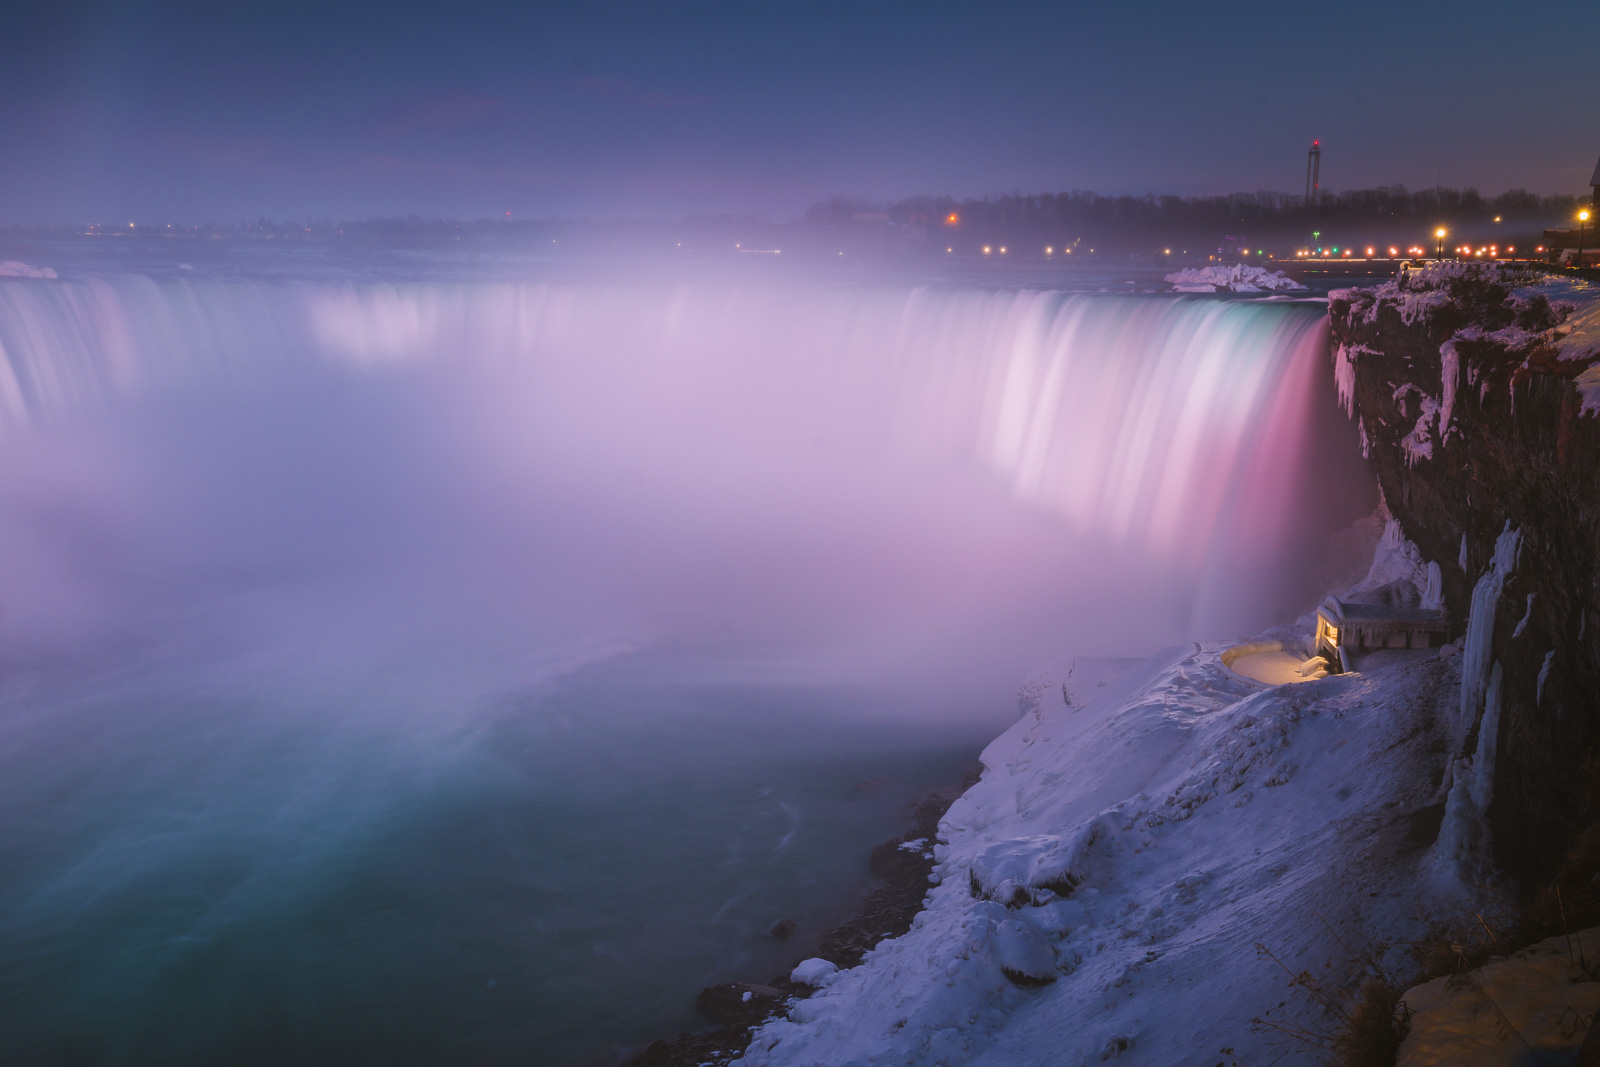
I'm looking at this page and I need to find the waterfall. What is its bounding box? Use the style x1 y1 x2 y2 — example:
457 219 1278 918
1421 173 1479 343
0 276 1342 590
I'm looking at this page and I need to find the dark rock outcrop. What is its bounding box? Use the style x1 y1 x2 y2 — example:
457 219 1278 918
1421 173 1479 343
1328 263 1600 881
696 983 787 1028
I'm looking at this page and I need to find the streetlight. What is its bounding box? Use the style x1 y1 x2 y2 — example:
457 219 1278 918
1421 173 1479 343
1435 228 1447 259
1580 210 1591 269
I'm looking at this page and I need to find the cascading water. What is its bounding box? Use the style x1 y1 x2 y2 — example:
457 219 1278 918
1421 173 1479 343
0 270 1368 1065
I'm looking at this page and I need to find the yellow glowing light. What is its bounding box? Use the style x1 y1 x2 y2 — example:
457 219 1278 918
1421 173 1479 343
999 247 1007 253
947 247 953 253
1494 216 1501 222
1046 246 1053 254
946 213 959 224
1581 210 1592 222
1366 247 1375 256
1389 247 1399 256
983 246 992 254
1435 228 1446 238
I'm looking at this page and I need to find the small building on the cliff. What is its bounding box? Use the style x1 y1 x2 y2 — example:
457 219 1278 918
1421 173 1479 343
1314 596 1449 672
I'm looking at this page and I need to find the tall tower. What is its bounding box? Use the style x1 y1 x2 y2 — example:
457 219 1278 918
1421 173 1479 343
1306 141 1322 206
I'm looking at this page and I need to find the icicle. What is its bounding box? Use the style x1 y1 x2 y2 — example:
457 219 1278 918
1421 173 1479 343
1512 594 1534 638
1422 561 1443 611
1459 524 1520 735
1439 340 1459 444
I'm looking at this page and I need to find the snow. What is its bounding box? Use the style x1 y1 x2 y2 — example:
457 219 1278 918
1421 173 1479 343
790 959 841 988
1348 518 1430 598
1395 926 1600 1066
0 260 57 279
1163 265 1307 293
740 637 1472 1066
1511 273 1600 415
1576 361 1600 418
1400 396 1439 466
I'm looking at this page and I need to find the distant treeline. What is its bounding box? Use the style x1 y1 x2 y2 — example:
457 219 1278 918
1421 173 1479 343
7 185 1586 257
802 186 1589 249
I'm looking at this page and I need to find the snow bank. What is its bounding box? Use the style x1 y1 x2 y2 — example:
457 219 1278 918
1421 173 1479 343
0 260 57 279
1163 265 1307 293
741 640 1467 1066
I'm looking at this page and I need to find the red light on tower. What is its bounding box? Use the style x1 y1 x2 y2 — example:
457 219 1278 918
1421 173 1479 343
946 213 959 225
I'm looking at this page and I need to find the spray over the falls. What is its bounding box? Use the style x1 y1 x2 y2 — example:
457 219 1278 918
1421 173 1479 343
0 273 1368 1065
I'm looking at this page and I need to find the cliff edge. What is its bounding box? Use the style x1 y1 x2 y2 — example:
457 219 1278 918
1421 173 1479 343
1328 263 1600 882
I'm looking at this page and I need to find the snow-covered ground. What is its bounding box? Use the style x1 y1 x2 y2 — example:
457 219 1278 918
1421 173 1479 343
738 529 1490 1067
1164 265 1307 293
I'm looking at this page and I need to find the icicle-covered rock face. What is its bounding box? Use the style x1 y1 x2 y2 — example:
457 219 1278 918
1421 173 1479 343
1328 263 1600 880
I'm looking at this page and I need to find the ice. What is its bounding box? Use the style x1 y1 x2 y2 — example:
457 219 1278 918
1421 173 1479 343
1162 265 1307 292
1334 344 1357 416
1459 523 1521 735
0 260 58 279
1512 593 1534 638
1438 338 1459 442
1422 561 1443 611
1436 525 1521 881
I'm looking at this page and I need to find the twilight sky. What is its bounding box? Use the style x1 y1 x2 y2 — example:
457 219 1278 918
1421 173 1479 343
3 0 1596 223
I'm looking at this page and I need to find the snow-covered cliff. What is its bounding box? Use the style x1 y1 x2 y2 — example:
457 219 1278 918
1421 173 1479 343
737 622 1473 1065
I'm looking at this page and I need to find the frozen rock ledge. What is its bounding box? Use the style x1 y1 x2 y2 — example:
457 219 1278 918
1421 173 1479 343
1164 264 1307 292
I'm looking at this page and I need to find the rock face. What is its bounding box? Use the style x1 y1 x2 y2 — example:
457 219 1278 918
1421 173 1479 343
1395 926 1600 1066
1328 263 1600 880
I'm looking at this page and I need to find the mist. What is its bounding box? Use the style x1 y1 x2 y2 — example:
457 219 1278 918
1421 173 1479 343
0 266 1371 1064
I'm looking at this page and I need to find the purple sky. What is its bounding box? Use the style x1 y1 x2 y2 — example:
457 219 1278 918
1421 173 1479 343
3 0 1596 223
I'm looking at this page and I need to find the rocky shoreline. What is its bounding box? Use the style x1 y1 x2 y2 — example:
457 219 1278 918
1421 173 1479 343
622 769 981 1067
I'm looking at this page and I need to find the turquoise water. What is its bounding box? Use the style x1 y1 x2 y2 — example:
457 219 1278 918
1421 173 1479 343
0 644 990 1065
